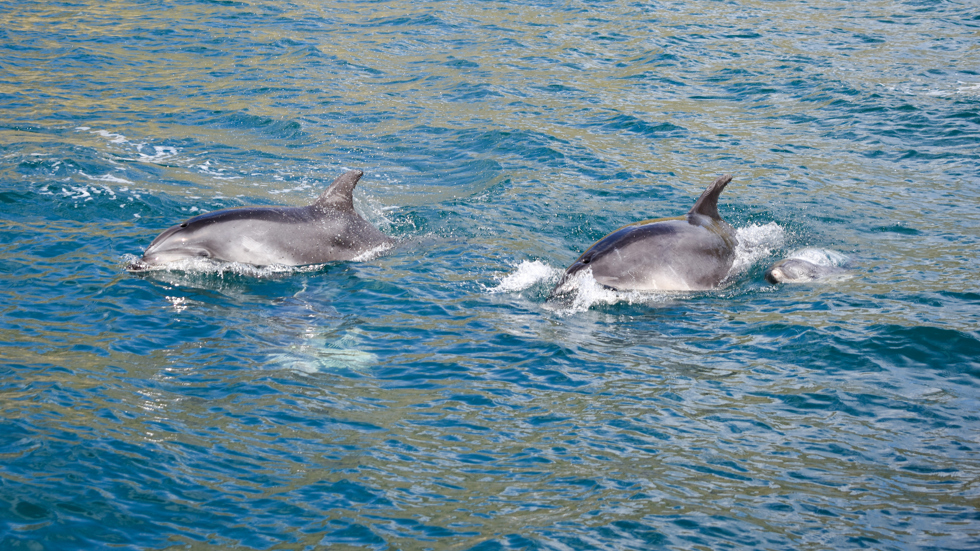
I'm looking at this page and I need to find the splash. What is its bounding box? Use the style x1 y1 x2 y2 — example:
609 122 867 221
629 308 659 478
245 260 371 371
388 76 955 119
729 222 786 279
123 254 329 277
784 247 849 267
556 269 679 314
351 241 394 262
487 260 648 314
489 261 671 314
545 267 661 314
487 260 560 293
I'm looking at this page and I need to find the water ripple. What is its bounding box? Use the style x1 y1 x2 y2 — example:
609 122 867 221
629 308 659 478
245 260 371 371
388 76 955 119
2 0 979 549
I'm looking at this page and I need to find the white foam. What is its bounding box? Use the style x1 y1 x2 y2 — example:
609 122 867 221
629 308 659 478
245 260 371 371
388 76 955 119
487 260 652 313
61 185 92 200
93 129 129 144
885 81 980 98
547 268 674 314
55 184 122 201
124 247 397 276
80 171 133 185
785 247 849 267
124 254 325 276
351 241 394 262
196 160 242 180
84 127 188 171
267 184 314 196
729 222 786 278
83 128 236 185
137 145 180 164
549 267 638 313
488 260 560 293
956 82 980 95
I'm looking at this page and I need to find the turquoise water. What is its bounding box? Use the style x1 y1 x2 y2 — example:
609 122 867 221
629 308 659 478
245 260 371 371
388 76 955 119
2 0 979 549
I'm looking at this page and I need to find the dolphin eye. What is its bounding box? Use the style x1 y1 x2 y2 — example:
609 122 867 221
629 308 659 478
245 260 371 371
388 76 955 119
582 257 590 264
197 250 210 257
180 223 188 228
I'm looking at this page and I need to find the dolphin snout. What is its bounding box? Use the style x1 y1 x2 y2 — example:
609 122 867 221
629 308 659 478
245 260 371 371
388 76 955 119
764 265 785 284
137 243 212 269
126 259 152 272
548 261 589 301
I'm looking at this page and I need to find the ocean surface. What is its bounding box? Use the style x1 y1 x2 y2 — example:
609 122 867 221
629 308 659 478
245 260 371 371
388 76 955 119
2 0 979 549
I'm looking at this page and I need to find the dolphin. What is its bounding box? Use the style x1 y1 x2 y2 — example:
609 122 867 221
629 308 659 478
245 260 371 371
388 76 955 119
550 174 738 298
765 249 850 284
130 170 393 271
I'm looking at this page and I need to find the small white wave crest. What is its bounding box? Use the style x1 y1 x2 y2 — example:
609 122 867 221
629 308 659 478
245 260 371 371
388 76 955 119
123 254 331 277
885 81 980 98
490 261 671 314
487 260 561 293
545 268 670 314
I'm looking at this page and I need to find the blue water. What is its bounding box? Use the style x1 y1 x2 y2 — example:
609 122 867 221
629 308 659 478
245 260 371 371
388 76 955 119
2 0 979 549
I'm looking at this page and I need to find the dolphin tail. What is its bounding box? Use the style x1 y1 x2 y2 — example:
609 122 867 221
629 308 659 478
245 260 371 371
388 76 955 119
314 170 364 212
688 174 733 220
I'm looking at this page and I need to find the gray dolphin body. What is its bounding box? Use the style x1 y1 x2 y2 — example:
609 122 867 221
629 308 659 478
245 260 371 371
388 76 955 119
764 257 847 284
131 170 393 270
550 174 738 298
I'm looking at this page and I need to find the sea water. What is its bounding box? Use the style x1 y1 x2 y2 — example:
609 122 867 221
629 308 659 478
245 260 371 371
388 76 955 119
1 0 979 549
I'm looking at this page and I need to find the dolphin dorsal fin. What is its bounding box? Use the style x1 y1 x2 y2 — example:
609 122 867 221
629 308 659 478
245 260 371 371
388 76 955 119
688 174 733 220
314 170 363 212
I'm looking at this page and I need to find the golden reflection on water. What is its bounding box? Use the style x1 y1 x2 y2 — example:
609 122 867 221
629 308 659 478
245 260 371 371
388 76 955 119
2 2 978 546
6 0 968 204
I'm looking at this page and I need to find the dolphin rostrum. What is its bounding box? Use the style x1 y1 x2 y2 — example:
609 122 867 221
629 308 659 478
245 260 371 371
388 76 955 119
130 170 393 271
550 174 739 298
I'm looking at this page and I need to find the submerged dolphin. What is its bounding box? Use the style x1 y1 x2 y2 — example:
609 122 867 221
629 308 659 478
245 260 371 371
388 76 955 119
550 174 738 298
765 259 844 284
130 170 393 270
765 249 850 284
